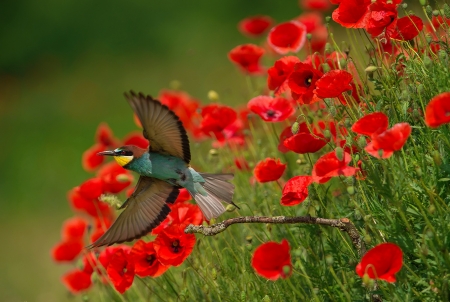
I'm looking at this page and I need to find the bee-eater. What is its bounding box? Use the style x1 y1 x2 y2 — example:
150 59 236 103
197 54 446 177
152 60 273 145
89 91 236 248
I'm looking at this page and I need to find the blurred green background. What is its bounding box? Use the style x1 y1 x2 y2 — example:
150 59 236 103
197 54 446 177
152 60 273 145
0 1 301 301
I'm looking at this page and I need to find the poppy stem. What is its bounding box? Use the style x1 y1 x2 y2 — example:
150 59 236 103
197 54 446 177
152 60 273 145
185 215 367 257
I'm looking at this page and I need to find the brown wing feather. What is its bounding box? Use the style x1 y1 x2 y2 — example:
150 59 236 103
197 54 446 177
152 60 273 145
87 177 179 248
125 91 191 163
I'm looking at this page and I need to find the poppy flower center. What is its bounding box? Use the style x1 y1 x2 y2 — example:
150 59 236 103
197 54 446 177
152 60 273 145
146 254 155 265
304 76 312 87
266 109 277 118
171 240 181 253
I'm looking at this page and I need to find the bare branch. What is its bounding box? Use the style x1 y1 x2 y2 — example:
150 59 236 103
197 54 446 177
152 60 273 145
185 215 366 257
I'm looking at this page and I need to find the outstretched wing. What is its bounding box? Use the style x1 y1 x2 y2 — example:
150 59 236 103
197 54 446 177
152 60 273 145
125 91 191 163
88 177 179 248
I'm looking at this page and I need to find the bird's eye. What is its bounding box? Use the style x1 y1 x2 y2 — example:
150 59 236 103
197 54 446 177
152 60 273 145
120 150 127 155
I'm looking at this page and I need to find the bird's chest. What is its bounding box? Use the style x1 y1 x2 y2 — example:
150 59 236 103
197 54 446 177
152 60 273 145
131 153 187 181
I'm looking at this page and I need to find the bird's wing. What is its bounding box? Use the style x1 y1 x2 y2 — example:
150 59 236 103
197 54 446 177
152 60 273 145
88 176 179 248
125 91 191 163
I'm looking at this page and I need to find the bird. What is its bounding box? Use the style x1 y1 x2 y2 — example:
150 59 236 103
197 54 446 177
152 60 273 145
88 91 236 248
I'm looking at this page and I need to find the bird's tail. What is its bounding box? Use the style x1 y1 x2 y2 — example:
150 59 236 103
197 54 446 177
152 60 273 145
190 173 237 221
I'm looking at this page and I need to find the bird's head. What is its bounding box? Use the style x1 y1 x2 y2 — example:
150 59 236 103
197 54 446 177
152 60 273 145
97 145 135 167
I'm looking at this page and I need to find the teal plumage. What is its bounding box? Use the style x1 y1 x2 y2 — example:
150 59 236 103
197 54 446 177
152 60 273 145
88 91 236 248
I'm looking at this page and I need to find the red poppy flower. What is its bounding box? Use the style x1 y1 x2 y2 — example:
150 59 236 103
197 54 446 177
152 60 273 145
107 248 135 294
238 15 273 37
312 150 359 183
314 70 353 99
200 104 237 141
267 56 301 95
351 112 389 136
96 123 119 147
130 240 169 277
300 0 331 11
82 143 107 172
234 157 250 171
174 188 192 203
332 0 371 28
228 44 265 74
267 21 307 55
251 239 292 280
51 240 84 262
391 15 423 41
154 224 196 266
68 187 113 218
425 92 450 128
62 269 92 294
284 132 327 154
356 242 403 283
253 158 286 183
365 1 399 40
288 62 323 104
281 176 312 206
97 162 133 194
296 12 323 33
247 96 295 122
153 202 203 235
122 132 149 149
60 216 87 241
158 89 202 133
99 246 131 269
283 122 328 154
366 123 411 159
79 177 104 200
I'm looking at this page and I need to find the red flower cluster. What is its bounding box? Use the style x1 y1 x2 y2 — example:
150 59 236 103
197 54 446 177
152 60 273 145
356 242 403 283
332 0 423 43
252 239 292 280
352 112 411 159
247 96 294 122
228 44 265 75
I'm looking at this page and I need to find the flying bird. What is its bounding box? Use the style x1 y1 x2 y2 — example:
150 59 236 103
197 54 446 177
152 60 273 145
89 91 236 248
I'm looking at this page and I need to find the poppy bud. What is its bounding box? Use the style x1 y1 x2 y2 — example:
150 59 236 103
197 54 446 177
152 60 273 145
306 33 312 41
364 235 372 244
325 43 332 55
170 80 181 90
339 58 347 69
116 173 131 183
347 186 355 195
425 33 432 44
245 236 253 243
226 204 236 212
415 166 422 176
282 265 291 275
209 218 216 224
323 130 332 139
325 16 331 23
423 55 433 68
321 63 331 73
362 273 374 287
211 268 217 280
294 260 302 269
432 150 442 165
401 3 407 8
296 159 303 165
209 149 218 156
246 243 252 251
364 214 371 222
203 284 209 294
419 0 426 5
425 5 433 18
335 147 344 161
291 121 300 134
428 205 435 214
444 4 450 19
207 90 219 101
438 50 448 63
432 10 440 17
365 65 378 73
325 254 334 265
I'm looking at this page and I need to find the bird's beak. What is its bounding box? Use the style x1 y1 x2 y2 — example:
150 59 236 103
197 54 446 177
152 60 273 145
97 150 116 156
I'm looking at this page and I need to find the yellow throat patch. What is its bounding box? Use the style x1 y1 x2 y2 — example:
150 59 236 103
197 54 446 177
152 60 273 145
113 155 133 167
